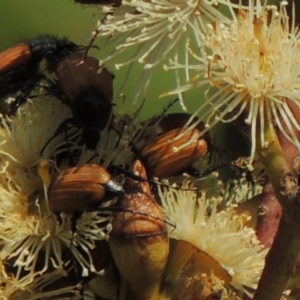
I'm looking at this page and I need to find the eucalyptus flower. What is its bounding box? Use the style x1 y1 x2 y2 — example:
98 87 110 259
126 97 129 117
0 265 81 300
160 180 267 297
97 0 239 99
0 96 137 285
0 100 111 278
165 1 300 165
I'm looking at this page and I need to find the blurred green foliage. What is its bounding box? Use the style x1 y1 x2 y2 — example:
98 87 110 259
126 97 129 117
0 0 98 47
0 0 208 119
0 0 245 157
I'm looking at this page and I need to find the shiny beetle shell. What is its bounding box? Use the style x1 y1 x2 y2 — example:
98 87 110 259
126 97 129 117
55 54 113 103
52 53 114 150
140 127 208 178
48 164 123 212
0 44 31 75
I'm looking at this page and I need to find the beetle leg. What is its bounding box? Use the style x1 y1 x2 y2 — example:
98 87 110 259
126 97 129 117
8 72 45 115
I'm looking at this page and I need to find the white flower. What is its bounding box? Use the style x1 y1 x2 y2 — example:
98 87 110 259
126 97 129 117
0 97 73 170
0 90 177 285
0 171 111 277
160 180 267 296
0 264 81 300
165 1 300 164
0 97 136 279
97 0 237 100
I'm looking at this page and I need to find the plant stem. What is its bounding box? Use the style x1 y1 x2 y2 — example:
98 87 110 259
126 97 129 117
253 113 300 300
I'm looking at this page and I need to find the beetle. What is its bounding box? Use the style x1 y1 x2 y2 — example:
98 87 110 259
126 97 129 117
43 53 114 152
0 35 82 115
47 163 124 291
48 164 123 212
0 44 31 76
132 113 209 179
48 163 177 223
74 0 121 5
47 161 174 298
139 126 208 178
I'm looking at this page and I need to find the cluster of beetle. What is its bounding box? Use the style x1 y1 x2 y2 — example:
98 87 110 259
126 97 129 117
0 35 210 212
0 1 213 297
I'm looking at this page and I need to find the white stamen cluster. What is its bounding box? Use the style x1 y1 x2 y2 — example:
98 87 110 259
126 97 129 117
165 1 300 164
96 0 236 99
0 98 141 289
160 180 267 296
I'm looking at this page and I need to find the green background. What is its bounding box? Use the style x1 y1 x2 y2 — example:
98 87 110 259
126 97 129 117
0 0 250 156
0 0 203 117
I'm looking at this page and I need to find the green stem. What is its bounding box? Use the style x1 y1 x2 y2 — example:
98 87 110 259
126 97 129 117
256 122 290 205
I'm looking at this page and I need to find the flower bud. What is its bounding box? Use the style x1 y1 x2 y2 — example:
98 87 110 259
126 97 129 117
109 160 169 299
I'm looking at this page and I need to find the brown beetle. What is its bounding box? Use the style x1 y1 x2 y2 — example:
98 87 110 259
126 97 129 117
140 126 208 178
0 36 82 115
55 54 113 105
48 164 123 212
42 53 114 152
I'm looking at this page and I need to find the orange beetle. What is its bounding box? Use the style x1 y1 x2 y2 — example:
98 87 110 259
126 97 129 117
48 164 123 212
0 44 31 75
140 126 208 178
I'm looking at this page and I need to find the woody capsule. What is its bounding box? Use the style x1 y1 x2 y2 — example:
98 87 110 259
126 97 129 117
108 160 169 300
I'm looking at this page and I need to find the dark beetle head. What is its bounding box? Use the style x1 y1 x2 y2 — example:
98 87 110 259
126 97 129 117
82 128 101 150
29 36 82 60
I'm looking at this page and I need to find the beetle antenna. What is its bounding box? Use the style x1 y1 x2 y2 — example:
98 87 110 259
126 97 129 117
40 118 78 165
93 206 176 231
82 13 112 61
109 164 199 192
160 97 179 115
